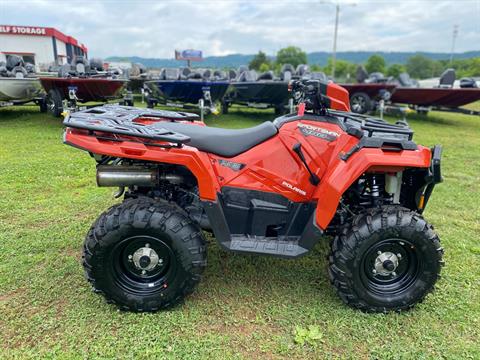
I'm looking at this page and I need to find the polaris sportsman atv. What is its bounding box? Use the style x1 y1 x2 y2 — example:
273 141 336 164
63 80 444 313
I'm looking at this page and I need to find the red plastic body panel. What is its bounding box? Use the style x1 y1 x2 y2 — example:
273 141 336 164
326 83 351 111
65 115 432 230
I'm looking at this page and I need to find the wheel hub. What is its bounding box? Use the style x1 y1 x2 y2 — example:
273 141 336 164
131 244 160 272
374 251 399 276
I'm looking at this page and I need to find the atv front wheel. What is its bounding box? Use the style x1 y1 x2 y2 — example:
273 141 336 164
83 197 207 311
328 206 443 313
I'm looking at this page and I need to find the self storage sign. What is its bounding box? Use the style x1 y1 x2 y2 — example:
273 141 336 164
0 26 47 35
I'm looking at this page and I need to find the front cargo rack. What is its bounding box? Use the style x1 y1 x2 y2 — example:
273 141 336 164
327 109 417 161
63 105 199 145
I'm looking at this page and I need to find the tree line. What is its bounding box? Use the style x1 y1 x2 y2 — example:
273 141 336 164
249 46 480 81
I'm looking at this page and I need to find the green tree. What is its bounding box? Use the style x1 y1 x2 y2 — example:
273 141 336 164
258 63 270 73
365 54 386 74
406 55 436 79
249 51 270 71
386 63 405 78
310 64 322 72
323 58 356 80
275 46 307 68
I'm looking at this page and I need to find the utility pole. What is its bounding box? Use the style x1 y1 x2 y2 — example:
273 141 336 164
449 24 459 64
331 3 340 79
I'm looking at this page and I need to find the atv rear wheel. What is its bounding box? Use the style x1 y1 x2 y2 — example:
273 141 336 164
328 206 443 313
83 197 207 312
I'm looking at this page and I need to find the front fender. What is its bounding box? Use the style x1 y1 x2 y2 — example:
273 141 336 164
313 146 432 229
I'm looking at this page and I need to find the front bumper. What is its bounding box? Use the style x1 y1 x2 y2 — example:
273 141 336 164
418 144 443 213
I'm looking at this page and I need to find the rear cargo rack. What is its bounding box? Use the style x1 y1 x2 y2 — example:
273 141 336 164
63 105 199 145
327 110 417 161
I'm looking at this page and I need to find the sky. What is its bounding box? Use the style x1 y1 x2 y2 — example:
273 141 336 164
1 0 479 58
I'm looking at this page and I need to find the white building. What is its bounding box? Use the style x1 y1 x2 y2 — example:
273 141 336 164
0 25 87 71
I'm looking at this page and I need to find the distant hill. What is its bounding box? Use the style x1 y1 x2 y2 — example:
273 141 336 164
106 51 480 69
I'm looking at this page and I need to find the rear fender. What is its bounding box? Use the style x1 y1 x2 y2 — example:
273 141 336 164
64 129 220 200
313 146 432 229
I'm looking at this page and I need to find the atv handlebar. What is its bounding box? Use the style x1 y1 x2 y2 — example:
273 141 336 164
289 79 330 114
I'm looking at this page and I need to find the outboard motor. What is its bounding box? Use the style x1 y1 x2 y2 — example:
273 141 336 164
280 64 295 81
356 66 369 83
459 77 478 88
438 68 455 88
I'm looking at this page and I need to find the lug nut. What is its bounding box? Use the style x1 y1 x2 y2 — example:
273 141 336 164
145 243 150 248
392 272 397 277
372 269 377 274
397 253 402 259
377 251 382 255
142 270 146 275
128 255 133 261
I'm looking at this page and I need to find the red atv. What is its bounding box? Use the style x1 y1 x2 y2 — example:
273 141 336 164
64 80 443 313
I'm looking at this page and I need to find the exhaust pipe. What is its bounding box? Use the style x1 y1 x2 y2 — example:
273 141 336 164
96 165 185 187
97 165 157 187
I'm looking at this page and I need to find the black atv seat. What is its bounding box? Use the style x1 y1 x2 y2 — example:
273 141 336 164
152 121 278 157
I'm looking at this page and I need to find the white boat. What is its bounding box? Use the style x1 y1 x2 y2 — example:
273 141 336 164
0 77 44 103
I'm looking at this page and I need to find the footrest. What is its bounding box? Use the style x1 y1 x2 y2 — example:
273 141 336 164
228 235 307 258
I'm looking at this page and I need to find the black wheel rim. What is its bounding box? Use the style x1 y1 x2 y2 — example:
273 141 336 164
110 235 177 295
360 238 421 295
47 95 56 113
351 96 366 113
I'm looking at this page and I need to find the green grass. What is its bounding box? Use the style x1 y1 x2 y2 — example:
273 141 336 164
0 104 479 359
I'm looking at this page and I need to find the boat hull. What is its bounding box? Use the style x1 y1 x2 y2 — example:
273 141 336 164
145 80 230 104
340 83 397 98
391 87 480 108
0 78 44 102
39 78 127 102
227 81 290 106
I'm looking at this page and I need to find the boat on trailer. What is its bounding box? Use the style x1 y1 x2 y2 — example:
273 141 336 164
0 55 45 110
390 70 480 115
223 64 300 114
38 56 129 117
144 68 230 115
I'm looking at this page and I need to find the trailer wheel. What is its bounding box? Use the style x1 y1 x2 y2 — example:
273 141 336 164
221 100 229 114
146 98 155 109
46 89 63 117
122 99 134 107
38 97 48 113
328 206 444 313
350 92 372 114
83 197 207 312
